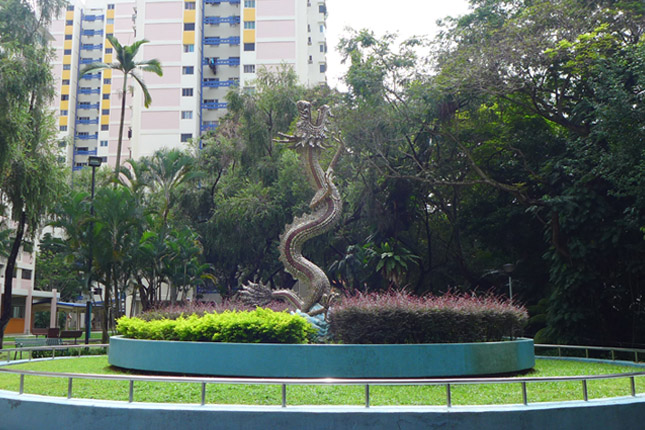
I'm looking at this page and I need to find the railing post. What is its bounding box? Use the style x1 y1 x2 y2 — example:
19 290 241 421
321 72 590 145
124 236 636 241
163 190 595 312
129 380 134 402
630 376 636 397
611 350 615 361
281 384 287 408
521 381 528 405
585 348 589 359
365 384 370 408
582 379 588 401
201 382 206 405
19 374 24 394
446 384 452 408
67 377 73 399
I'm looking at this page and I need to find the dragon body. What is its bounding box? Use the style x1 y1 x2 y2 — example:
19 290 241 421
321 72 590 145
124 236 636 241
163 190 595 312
240 101 343 315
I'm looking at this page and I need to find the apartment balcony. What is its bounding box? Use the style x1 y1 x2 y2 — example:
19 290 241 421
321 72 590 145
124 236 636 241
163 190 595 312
78 103 100 110
82 14 104 21
78 87 100 94
202 57 240 66
74 148 98 156
205 0 240 4
204 36 240 46
80 58 100 65
200 122 219 132
81 73 101 80
81 44 103 50
202 79 238 88
204 16 240 25
75 133 98 140
82 29 103 36
76 118 99 125
202 102 227 110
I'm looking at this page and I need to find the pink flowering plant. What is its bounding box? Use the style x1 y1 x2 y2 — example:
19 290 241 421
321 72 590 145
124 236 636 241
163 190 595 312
328 290 528 344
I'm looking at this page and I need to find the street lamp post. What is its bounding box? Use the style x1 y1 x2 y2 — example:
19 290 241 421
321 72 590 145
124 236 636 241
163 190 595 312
502 263 515 302
85 156 103 345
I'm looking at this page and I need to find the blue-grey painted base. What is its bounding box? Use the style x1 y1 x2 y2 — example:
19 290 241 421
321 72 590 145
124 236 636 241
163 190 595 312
1 391 644 430
109 336 535 377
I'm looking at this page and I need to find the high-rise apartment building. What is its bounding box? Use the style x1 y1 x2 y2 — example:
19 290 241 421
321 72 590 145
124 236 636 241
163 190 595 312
49 0 328 171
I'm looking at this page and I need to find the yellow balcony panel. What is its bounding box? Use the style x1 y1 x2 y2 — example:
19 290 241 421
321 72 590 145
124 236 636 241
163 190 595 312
243 9 255 21
106 24 114 33
63 55 72 63
64 25 73 35
59 100 69 110
103 69 112 78
101 115 110 125
64 40 73 49
66 10 74 20
59 116 68 126
105 38 113 49
243 30 255 43
62 70 71 80
106 9 115 18
60 85 70 95
183 31 195 44
101 100 111 110
102 84 111 94
184 10 196 22
104 54 113 63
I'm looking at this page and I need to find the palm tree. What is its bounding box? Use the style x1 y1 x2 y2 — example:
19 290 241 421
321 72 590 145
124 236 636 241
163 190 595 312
80 35 162 180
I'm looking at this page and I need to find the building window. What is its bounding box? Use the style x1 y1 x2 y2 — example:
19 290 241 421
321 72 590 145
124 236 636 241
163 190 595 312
183 44 194 53
60 125 68 131
61 95 69 101
67 5 74 10
308 37 311 45
65 34 73 40
181 111 193 119
101 124 109 131
182 66 194 75
21 269 32 280
244 43 255 51
102 109 109 115
320 44 325 53
243 64 255 73
63 64 71 70
185 1 196 9
104 78 111 84
58 140 66 147
62 79 70 85
182 88 193 96
103 94 110 99
244 21 255 29
66 20 73 25
244 0 255 7
320 24 324 33
180 133 192 143
107 18 114 24
320 63 326 73
64 49 72 55
184 23 195 31
319 4 326 13
60 110 68 116
100 140 108 147
106 33 113 38
107 4 115 9
105 48 113 54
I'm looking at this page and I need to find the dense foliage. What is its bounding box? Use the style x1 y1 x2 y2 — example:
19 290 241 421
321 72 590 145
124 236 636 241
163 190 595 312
116 308 315 344
328 291 528 344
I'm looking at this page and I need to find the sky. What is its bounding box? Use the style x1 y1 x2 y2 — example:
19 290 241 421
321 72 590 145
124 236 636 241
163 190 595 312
324 0 472 89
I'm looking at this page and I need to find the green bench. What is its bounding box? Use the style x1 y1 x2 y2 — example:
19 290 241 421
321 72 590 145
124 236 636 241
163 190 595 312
14 337 64 359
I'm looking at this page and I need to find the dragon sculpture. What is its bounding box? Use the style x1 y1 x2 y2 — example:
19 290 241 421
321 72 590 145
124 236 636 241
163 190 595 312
240 100 344 316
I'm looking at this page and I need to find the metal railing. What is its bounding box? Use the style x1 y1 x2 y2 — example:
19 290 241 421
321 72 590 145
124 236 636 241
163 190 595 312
0 343 643 408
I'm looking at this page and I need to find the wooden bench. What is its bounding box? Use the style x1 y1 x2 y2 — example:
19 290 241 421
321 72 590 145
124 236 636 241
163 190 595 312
60 330 84 344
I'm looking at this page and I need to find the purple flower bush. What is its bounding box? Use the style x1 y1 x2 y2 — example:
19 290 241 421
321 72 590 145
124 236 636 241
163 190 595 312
328 290 528 344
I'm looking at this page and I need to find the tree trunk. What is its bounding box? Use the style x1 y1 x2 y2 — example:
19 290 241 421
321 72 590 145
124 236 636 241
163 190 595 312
0 210 27 349
102 270 111 343
115 74 128 182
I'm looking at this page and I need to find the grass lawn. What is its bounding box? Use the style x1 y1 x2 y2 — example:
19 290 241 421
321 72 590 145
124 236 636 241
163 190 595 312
0 357 643 406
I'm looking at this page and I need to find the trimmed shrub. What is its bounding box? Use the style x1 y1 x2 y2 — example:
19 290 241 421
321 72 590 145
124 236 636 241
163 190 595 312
117 308 316 344
139 300 291 321
327 290 528 344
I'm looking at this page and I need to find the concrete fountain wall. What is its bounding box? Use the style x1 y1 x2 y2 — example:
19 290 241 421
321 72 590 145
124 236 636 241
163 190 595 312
108 336 535 377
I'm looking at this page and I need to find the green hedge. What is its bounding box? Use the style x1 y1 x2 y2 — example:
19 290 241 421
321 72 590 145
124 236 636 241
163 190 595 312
116 308 316 344
328 291 528 344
